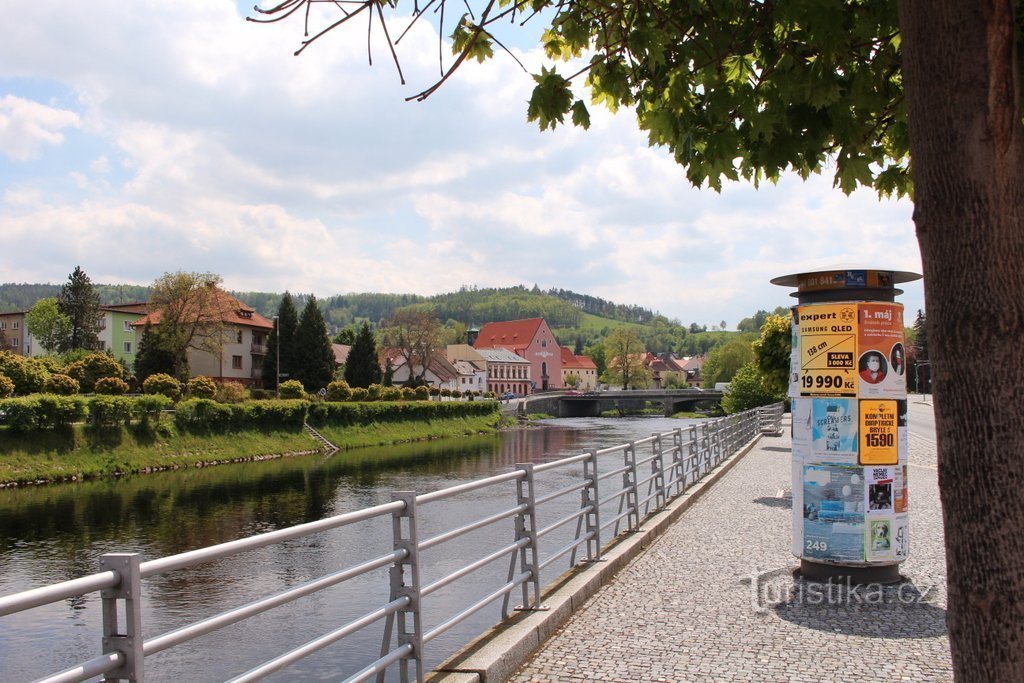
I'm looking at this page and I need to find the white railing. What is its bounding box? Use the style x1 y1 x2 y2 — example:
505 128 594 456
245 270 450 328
0 404 783 682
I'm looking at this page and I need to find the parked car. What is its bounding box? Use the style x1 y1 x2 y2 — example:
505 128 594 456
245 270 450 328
501 392 516 401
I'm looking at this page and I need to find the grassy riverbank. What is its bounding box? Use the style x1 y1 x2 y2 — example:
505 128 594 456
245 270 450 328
0 413 502 486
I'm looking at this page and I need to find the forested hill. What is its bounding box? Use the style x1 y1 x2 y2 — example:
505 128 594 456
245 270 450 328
0 283 656 328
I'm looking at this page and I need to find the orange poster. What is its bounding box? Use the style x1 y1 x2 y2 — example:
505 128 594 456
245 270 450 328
856 303 906 398
795 304 858 397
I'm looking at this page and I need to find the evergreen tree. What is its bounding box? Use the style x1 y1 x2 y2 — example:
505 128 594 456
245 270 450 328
57 266 103 352
912 310 928 362
344 322 382 388
134 322 176 384
262 292 299 389
292 295 335 392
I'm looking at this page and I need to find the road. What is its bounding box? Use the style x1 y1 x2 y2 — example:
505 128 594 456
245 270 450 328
907 394 937 447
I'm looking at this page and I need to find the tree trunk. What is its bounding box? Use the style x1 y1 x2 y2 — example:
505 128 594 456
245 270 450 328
898 1 1024 679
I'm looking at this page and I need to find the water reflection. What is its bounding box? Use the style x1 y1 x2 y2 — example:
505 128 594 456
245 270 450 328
0 416 696 680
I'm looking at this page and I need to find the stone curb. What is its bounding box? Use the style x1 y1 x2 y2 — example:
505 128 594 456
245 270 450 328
428 431 767 683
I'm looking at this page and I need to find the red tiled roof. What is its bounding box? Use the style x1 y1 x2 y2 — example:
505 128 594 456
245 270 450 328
560 346 597 370
132 286 272 330
101 302 150 315
475 318 545 351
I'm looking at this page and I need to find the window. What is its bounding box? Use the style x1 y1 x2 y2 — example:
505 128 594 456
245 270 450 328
232 355 243 370
541 340 547 348
123 342 132 354
12 321 19 330
123 321 133 332
0 322 5 330
97 341 106 351
236 330 244 344
11 338 19 347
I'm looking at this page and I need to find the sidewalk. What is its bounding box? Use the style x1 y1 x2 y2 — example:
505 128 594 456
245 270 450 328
502 420 952 682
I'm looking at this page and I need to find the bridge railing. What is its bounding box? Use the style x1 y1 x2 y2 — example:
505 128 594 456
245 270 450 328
0 403 783 683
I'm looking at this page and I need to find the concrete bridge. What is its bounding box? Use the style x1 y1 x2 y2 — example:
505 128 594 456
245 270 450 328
518 388 724 418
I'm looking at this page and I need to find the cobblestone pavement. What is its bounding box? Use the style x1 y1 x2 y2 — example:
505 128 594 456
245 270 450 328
510 413 951 682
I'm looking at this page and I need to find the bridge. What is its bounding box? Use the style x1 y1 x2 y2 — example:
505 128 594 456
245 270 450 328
519 388 724 418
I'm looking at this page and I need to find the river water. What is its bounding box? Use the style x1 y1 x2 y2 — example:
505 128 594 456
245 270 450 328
0 416 700 681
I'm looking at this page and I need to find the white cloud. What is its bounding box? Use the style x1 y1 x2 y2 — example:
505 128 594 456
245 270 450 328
0 95 80 161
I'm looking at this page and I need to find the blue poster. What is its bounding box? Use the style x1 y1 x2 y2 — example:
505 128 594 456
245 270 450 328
811 398 858 463
802 465 865 562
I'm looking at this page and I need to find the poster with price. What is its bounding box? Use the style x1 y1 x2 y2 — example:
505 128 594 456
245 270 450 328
802 465 865 562
858 400 899 465
796 304 858 397
857 303 906 397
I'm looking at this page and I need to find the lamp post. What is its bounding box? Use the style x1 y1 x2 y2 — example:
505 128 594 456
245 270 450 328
273 315 280 399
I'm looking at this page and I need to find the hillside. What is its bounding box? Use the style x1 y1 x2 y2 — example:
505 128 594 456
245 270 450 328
0 282 732 355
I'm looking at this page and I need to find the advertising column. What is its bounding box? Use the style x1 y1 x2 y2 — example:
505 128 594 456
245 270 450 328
773 268 920 583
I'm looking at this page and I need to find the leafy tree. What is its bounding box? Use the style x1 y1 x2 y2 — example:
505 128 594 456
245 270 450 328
134 322 177 384
0 373 13 398
146 272 232 381
344 322 382 388
701 335 756 388
94 377 129 396
751 314 793 396
292 295 335 392
25 298 71 355
260 2 1024 673
65 353 123 393
382 309 443 385
582 342 607 379
0 351 50 394
601 328 650 389
278 379 305 399
722 362 780 414
263 292 299 390
333 324 359 346
57 266 103 352
142 373 182 402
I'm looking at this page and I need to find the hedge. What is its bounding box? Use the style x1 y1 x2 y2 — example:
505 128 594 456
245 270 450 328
0 395 169 431
174 399 308 433
306 400 499 428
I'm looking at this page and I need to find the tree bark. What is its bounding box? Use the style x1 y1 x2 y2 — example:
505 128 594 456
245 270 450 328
898 1 1024 679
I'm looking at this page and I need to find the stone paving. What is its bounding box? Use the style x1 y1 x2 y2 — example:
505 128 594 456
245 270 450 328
509 412 952 682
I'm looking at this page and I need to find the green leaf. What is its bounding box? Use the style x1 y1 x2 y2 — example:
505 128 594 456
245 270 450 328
527 67 574 131
571 100 591 129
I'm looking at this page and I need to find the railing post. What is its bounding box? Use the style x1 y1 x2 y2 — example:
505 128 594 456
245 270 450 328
624 442 641 531
513 463 543 611
700 421 711 477
688 424 699 488
671 428 685 496
387 492 423 683
100 552 143 682
649 434 667 512
583 450 603 561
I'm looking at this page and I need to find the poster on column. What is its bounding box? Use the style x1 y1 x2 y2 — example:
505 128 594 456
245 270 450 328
796 304 858 397
811 398 858 465
892 514 910 560
857 303 906 397
791 398 812 461
858 400 899 465
802 465 865 562
789 310 802 398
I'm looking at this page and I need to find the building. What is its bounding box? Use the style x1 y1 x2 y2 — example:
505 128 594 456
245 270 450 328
477 347 531 396
559 346 599 390
132 287 272 386
681 355 705 387
0 311 28 355
474 318 562 392
647 352 688 389
97 303 150 364
384 348 460 390
446 345 488 395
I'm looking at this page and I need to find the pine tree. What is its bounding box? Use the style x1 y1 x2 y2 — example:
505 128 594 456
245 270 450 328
913 310 928 362
57 266 103 353
292 295 335 392
134 322 177 384
344 322 382 388
262 292 299 389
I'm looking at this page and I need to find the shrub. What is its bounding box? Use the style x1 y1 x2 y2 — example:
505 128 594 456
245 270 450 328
133 394 172 424
451 389 462 399
94 377 129 395
278 379 305 399
216 381 247 404
401 387 417 401
36 395 87 427
174 398 236 432
365 383 383 401
414 385 430 401
44 373 80 395
249 388 274 400
187 376 218 399
143 373 182 401
67 353 123 393
326 380 352 402
0 397 40 431
350 387 368 402
440 388 451 397
429 386 440 397
381 386 402 401
0 351 49 395
88 396 134 427
0 373 13 398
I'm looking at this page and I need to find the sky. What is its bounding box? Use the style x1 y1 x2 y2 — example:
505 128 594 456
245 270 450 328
0 1 925 329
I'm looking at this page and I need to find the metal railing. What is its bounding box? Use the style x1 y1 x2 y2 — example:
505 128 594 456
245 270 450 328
0 403 783 682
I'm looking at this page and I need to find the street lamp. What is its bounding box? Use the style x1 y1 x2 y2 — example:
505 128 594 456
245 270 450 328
273 315 280 399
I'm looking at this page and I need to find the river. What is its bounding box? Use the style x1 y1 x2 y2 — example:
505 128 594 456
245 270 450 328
0 416 701 682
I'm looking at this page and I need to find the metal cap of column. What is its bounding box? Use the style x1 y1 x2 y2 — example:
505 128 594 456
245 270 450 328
771 266 921 304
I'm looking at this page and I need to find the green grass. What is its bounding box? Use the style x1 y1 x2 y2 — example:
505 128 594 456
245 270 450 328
315 414 501 449
0 412 503 485
670 411 708 419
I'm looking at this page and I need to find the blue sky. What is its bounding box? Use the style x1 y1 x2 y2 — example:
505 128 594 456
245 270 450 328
0 1 925 328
